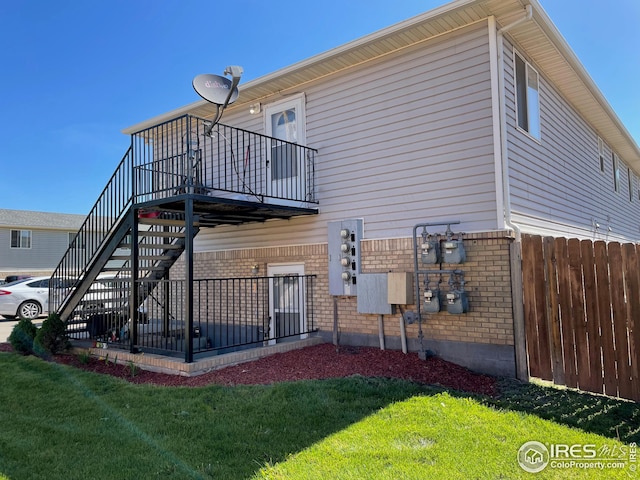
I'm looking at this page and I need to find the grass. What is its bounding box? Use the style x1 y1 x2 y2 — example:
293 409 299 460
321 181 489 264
0 352 638 480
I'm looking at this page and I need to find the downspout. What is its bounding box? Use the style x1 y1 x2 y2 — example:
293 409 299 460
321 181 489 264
494 4 533 241
489 6 533 381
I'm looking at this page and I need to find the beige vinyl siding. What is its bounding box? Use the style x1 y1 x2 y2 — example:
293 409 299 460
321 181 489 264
195 22 497 252
503 39 640 242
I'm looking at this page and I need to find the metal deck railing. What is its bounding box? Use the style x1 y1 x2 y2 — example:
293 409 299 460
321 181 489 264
50 114 318 322
131 115 318 206
66 275 317 357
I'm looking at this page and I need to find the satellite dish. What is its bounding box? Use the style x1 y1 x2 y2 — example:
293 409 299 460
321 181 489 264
192 74 239 106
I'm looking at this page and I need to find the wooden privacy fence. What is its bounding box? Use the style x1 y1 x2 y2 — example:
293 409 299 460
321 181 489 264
521 234 639 402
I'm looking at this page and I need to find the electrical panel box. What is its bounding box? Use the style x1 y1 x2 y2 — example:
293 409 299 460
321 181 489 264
387 272 413 305
357 274 394 314
328 219 363 296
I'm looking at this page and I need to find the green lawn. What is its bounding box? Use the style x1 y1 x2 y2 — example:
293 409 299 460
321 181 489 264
0 352 638 479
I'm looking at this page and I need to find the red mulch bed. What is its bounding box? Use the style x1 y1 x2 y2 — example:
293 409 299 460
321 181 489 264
0 342 497 396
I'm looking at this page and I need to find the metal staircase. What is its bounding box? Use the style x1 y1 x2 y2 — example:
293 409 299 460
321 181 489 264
49 114 318 361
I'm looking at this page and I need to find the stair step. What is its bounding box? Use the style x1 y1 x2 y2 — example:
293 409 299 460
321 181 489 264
139 218 199 227
111 255 172 261
120 243 183 250
102 266 167 272
139 231 186 238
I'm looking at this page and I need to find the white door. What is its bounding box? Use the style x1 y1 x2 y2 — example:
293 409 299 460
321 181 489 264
265 95 306 205
267 264 306 345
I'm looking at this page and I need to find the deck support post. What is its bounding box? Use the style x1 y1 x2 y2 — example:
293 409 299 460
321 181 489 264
130 208 139 352
184 197 194 363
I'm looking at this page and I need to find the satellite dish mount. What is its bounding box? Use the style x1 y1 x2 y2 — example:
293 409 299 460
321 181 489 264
192 65 243 135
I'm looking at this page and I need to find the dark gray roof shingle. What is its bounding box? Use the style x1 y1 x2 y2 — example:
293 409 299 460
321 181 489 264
0 209 85 230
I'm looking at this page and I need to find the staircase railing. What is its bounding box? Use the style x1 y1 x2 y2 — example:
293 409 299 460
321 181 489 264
50 147 134 315
51 114 318 318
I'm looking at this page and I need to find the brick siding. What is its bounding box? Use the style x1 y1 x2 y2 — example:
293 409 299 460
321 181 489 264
172 230 516 348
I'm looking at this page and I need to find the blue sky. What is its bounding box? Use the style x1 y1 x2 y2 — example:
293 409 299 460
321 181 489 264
1 0 638 214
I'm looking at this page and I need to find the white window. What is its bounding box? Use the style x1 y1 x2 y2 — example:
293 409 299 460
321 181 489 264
10 230 31 249
514 52 541 139
598 138 606 173
612 153 620 192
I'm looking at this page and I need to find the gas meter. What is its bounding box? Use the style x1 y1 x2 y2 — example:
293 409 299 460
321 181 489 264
420 229 440 264
446 271 469 314
424 288 441 313
442 229 466 264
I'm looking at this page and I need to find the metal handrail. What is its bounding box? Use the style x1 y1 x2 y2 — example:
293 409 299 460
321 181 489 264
50 147 134 314
65 275 318 357
51 114 318 319
132 115 318 205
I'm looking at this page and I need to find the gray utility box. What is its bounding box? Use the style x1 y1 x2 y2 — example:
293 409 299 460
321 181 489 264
357 273 394 314
328 219 363 296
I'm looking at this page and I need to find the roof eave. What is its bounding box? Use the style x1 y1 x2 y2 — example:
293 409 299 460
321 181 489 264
122 0 640 171
527 0 640 168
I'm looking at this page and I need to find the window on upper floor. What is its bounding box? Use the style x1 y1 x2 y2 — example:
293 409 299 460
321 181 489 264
514 52 540 140
598 137 606 173
10 230 31 249
612 153 620 193
628 167 633 202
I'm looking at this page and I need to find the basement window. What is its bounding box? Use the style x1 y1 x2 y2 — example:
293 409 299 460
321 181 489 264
10 230 31 249
514 52 541 140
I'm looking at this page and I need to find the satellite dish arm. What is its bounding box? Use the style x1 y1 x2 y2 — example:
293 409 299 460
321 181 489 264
204 65 243 136
220 65 243 111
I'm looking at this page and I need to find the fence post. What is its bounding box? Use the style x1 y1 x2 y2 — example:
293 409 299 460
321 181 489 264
510 240 528 381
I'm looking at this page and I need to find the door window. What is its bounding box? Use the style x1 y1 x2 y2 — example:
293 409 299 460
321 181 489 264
271 109 298 180
267 264 306 345
264 95 306 202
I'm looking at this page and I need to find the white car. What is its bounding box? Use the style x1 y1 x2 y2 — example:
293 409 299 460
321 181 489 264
77 276 148 319
0 276 51 320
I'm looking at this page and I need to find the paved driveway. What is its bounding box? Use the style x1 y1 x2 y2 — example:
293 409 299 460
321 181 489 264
0 318 44 343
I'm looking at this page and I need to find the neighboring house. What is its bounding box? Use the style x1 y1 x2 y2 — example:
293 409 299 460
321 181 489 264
0 209 85 279
53 0 640 379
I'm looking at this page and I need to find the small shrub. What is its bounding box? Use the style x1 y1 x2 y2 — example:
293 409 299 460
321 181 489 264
126 361 139 378
33 313 69 357
77 351 91 364
8 318 37 354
